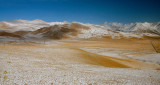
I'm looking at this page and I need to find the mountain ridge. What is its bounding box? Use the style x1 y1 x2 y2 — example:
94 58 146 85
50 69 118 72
0 19 159 40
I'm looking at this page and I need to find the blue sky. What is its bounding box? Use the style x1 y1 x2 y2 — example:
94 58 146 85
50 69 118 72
0 0 160 24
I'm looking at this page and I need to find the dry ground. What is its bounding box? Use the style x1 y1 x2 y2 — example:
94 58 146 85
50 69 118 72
0 38 160 84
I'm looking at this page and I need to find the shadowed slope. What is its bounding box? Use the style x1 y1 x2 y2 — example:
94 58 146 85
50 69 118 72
0 31 22 38
32 23 89 39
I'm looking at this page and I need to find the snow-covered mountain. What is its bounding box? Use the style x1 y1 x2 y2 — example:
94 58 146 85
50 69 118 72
0 19 159 40
106 22 160 34
0 19 66 32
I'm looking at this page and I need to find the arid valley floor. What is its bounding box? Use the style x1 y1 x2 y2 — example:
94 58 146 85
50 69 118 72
0 38 160 85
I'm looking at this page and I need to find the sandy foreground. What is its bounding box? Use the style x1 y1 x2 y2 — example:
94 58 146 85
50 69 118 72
0 39 160 85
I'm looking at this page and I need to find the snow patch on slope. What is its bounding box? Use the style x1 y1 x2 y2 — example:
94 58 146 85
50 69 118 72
77 24 109 39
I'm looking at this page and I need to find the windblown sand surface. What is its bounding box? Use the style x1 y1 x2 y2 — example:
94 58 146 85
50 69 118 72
0 39 160 84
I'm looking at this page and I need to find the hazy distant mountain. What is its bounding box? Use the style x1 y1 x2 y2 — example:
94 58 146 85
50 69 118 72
106 22 160 35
